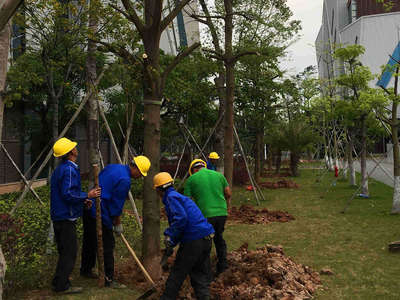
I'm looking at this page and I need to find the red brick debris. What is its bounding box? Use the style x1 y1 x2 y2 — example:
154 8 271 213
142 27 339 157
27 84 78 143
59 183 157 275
115 243 321 300
228 205 295 224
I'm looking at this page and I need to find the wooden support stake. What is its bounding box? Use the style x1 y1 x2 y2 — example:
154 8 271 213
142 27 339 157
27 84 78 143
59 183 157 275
0 143 43 205
10 69 106 215
97 98 142 231
233 126 262 205
177 114 224 190
93 164 105 287
174 137 189 180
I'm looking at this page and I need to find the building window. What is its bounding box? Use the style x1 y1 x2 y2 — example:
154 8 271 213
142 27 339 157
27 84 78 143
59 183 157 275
352 0 357 21
348 0 358 24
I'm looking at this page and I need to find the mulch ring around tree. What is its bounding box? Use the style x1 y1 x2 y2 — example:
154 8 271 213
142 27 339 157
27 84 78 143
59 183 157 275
258 180 299 189
115 243 321 300
228 205 295 224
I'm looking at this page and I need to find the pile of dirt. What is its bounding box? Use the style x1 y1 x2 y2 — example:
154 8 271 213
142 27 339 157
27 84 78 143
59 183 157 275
258 180 299 189
210 243 321 300
229 205 295 224
115 243 321 300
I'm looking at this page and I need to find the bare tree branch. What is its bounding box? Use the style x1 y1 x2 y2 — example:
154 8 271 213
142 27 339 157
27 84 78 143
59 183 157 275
0 0 23 31
120 0 145 34
93 39 140 66
202 48 224 61
160 0 192 32
160 42 200 91
232 51 260 63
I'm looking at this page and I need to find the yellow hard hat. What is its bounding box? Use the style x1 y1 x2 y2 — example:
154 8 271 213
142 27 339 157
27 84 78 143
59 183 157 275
153 172 173 189
189 159 206 175
133 155 151 177
53 137 77 157
209 152 220 159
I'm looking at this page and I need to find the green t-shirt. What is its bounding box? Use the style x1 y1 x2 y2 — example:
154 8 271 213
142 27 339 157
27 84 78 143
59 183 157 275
184 168 228 218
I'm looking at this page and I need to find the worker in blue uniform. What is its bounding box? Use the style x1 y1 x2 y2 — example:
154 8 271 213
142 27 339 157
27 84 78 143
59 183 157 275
206 152 220 171
154 172 215 300
50 137 101 294
80 156 151 288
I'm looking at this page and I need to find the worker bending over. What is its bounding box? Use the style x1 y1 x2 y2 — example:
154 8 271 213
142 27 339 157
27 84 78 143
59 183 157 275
80 156 150 288
185 159 231 276
154 172 214 300
50 138 101 294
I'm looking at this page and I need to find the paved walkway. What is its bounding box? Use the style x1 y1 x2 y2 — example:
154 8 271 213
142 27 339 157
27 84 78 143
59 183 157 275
354 160 394 188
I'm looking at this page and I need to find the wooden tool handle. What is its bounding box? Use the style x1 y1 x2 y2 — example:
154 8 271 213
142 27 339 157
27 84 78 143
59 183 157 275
121 233 155 286
92 164 104 287
93 164 99 188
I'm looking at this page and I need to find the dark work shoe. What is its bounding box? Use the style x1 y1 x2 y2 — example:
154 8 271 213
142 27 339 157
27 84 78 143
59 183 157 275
105 280 127 289
58 286 83 294
80 271 99 279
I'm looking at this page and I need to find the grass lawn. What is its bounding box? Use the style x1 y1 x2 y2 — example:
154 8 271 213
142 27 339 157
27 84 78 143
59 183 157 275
15 168 400 299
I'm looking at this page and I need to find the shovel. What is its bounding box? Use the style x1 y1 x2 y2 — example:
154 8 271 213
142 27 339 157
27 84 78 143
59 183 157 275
120 233 157 299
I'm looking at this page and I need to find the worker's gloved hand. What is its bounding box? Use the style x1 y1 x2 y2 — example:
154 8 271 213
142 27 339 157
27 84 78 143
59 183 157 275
113 224 123 235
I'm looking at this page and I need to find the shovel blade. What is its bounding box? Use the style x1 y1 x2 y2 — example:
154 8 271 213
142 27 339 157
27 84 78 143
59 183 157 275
136 287 157 300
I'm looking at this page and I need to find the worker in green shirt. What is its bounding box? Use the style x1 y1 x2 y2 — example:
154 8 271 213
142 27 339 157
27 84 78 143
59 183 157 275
184 159 232 276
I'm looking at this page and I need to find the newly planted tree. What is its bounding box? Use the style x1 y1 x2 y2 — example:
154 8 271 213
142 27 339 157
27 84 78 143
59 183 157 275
193 0 300 186
96 0 201 278
335 45 377 195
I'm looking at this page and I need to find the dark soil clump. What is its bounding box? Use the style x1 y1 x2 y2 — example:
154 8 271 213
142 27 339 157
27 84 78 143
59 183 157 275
115 243 321 300
229 205 295 224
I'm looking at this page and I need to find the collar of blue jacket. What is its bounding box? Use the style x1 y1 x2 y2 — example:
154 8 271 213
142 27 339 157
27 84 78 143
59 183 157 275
162 187 214 247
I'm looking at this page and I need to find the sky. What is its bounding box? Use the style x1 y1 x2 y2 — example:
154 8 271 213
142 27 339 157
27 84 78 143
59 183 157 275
281 0 324 75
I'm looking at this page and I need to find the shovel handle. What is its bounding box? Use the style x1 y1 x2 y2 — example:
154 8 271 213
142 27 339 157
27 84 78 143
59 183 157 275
121 233 155 286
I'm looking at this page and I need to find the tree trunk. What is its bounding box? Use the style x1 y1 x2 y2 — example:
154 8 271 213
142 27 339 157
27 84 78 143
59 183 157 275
290 152 300 177
51 95 59 171
214 73 225 172
122 102 136 163
86 0 100 182
391 101 400 213
0 22 10 143
141 41 161 280
0 0 22 31
360 117 368 195
223 0 234 187
391 123 400 213
254 131 262 182
333 124 339 168
348 131 356 186
275 149 282 174
0 245 5 300
142 99 161 280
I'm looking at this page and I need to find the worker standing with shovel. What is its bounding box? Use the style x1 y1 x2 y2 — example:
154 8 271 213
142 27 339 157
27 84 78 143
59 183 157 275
153 172 215 300
80 155 150 288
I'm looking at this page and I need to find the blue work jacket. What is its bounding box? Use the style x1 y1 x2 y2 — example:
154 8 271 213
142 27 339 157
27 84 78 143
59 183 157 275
163 187 214 246
90 164 132 229
206 160 217 171
50 160 87 221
